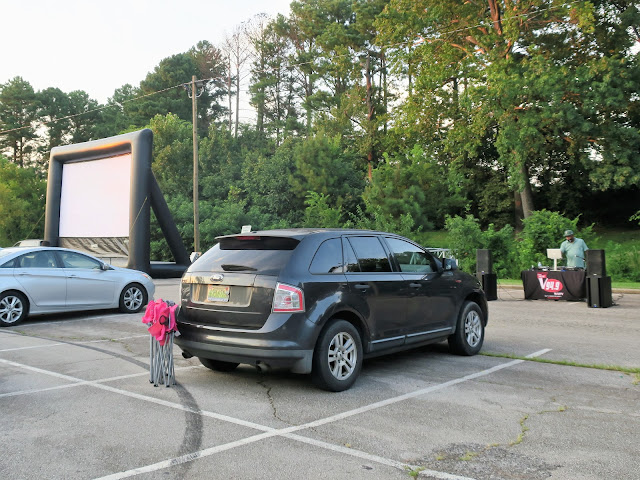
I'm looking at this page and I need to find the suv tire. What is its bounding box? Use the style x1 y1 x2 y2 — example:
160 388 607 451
448 301 484 355
312 319 362 392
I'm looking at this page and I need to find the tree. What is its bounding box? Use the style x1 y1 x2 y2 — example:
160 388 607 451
96 84 141 138
0 156 46 246
224 23 254 137
131 50 226 134
250 17 303 143
149 113 194 197
290 132 365 216
364 145 465 231
37 87 73 157
0 77 39 167
376 0 640 224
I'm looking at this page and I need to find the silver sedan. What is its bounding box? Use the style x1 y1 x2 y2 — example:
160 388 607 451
0 247 155 327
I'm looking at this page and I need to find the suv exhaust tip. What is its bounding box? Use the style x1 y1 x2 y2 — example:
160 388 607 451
255 361 271 373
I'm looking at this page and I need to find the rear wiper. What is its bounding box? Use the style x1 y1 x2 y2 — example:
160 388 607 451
220 264 257 272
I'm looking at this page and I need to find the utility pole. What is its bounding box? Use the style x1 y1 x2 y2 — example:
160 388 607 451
185 76 207 253
191 75 199 253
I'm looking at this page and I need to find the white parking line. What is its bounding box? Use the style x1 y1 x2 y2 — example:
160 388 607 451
13 312 138 326
0 334 147 353
0 349 551 480
0 365 201 399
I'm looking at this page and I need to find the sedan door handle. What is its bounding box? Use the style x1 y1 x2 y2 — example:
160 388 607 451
409 283 421 288
354 284 370 291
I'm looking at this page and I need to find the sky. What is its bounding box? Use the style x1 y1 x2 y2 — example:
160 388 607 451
0 0 293 104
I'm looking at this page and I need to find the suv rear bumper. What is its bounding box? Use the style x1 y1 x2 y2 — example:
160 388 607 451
175 311 318 374
176 335 313 374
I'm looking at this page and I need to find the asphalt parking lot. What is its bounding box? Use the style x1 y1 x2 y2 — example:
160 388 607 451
1 280 638 480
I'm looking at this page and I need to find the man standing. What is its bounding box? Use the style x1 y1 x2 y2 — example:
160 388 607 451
560 230 588 268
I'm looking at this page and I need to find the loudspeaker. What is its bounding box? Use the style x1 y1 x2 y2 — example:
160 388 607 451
586 249 606 277
480 273 498 301
586 276 612 308
476 249 493 277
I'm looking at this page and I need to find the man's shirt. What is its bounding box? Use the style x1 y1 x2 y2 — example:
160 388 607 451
560 238 588 268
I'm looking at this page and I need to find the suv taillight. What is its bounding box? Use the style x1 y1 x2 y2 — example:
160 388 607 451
272 283 304 312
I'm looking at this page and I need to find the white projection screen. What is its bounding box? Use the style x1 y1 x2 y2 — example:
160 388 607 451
59 153 132 240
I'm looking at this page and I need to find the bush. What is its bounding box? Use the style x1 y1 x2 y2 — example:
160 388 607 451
444 215 515 277
604 241 640 282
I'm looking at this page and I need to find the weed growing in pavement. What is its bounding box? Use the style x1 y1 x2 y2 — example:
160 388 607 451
405 466 425 478
509 415 530 446
459 450 480 461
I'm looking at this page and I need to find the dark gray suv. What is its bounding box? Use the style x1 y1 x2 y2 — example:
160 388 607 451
176 229 488 391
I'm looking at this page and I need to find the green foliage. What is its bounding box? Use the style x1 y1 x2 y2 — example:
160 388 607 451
0 156 46 246
365 145 465 230
444 214 515 277
602 241 640 282
149 113 194 196
0 77 39 167
345 202 416 239
290 132 364 213
304 191 342 227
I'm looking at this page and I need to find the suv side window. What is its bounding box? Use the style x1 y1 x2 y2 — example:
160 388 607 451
343 239 360 272
347 236 392 273
385 237 437 273
309 239 344 274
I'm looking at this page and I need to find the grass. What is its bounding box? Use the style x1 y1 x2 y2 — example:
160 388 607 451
481 352 640 375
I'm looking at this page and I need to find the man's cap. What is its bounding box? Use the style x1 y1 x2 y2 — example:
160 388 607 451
564 229 574 237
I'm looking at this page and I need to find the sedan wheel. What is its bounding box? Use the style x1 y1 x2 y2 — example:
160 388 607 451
119 283 148 313
312 319 362 392
0 292 28 327
448 301 485 356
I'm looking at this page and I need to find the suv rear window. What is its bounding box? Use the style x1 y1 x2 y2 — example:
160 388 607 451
195 236 300 275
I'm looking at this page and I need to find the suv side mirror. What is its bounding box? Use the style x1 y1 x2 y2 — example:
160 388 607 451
443 258 458 271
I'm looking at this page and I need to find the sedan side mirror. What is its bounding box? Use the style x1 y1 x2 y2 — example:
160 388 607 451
100 263 111 271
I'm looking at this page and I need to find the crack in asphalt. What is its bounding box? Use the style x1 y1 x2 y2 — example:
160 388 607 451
257 376 288 425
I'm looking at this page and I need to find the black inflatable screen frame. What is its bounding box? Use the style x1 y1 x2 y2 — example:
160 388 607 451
44 129 189 277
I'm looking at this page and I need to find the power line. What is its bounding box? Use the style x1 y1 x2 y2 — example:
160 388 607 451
0 0 586 137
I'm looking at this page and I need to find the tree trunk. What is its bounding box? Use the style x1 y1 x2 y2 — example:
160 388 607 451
514 190 524 232
227 57 232 132
365 54 374 182
235 59 240 138
519 161 535 219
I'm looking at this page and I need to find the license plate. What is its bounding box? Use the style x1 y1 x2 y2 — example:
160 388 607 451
207 285 230 303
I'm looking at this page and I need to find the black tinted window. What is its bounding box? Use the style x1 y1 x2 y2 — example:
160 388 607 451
219 236 298 250
310 239 344 274
347 236 392 273
196 238 298 276
385 237 437 273
343 240 360 272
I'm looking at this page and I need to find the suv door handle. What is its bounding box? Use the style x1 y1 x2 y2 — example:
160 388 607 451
354 284 370 291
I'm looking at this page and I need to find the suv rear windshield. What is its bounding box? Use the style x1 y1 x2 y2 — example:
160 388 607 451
194 236 300 275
